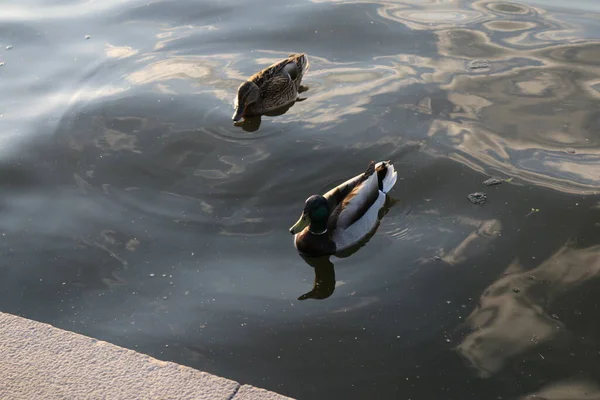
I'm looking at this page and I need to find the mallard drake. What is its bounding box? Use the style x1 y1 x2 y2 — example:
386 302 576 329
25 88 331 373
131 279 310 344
289 161 397 257
232 53 309 122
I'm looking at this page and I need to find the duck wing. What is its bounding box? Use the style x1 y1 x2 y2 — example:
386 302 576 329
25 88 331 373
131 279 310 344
322 173 365 214
329 162 380 230
250 54 304 87
329 161 397 252
287 53 309 86
258 73 294 102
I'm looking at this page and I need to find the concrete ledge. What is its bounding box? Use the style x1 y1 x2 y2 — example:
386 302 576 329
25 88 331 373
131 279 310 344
0 312 293 400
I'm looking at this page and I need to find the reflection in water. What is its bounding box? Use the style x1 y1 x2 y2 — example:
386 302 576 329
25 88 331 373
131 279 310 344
457 243 600 378
484 20 538 32
304 0 600 194
440 217 501 265
105 43 139 59
521 379 600 400
234 116 261 133
297 256 335 300
425 4 600 194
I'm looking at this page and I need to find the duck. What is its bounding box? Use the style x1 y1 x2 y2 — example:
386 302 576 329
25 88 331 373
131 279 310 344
232 53 309 122
289 161 397 257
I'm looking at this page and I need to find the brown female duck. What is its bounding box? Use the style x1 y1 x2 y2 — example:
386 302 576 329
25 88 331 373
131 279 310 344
232 53 309 122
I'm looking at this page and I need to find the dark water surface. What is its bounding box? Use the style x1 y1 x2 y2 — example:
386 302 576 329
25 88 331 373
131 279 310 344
3 0 600 398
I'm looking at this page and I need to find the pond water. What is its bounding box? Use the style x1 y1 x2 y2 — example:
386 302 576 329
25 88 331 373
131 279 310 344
2 0 600 398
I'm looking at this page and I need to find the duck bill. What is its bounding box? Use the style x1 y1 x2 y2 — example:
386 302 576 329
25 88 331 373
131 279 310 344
289 214 309 235
232 106 244 122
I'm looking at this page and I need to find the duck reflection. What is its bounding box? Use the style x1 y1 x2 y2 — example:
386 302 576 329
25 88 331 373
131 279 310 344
297 256 336 300
293 160 398 301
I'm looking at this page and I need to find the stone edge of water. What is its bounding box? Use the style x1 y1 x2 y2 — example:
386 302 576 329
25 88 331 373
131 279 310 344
0 312 293 400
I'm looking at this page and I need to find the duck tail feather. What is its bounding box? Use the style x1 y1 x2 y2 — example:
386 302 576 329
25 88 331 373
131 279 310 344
381 162 397 193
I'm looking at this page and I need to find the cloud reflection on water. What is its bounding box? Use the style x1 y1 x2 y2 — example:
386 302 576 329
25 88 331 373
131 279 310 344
299 0 600 194
521 379 600 400
457 243 600 378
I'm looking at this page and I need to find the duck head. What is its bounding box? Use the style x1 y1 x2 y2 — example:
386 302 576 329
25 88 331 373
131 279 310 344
289 195 329 235
232 81 260 122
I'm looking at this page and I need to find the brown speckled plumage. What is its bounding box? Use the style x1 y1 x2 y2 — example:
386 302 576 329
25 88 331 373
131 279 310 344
234 54 309 119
